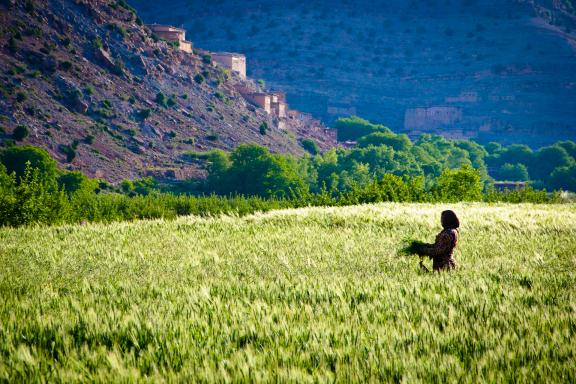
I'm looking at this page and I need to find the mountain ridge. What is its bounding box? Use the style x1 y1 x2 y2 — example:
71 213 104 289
130 0 576 147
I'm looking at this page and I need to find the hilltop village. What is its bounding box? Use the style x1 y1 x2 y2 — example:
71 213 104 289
146 23 335 140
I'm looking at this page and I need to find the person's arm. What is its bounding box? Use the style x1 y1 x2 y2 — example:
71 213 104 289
415 231 453 258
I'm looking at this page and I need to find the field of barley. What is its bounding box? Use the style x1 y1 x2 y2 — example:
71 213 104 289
1 203 575 382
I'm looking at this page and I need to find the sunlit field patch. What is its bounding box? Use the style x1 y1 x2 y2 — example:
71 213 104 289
1 203 575 382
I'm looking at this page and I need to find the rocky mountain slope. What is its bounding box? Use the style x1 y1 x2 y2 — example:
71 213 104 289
131 0 576 147
0 0 335 182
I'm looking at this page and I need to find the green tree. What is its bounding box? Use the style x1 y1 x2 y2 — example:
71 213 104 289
335 116 390 142
434 165 483 201
224 144 306 198
485 142 502 155
206 150 231 192
57 171 98 195
549 165 576 191
0 162 69 227
445 147 472 169
499 163 529 181
531 145 574 181
498 144 534 167
556 140 576 159
357 132 412 151
0 145 58 183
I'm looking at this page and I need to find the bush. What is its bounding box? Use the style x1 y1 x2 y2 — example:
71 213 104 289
137 108 152 120
167 96 177 108
58 61 73 71
61 145 77 163
194 73 205 84
15 92 27 103
259 122 268 135
12 125 29 141
92 36 103 49
84 135 95 144
202 54 212 64
155 92 168 107
112 58 125 76
302 138 319 155
7 37 17 54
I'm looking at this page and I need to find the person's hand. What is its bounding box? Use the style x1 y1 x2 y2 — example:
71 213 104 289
419 259 430 273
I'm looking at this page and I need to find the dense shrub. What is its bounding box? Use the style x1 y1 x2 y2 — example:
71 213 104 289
302 139 319 155
194 73 205 84
12 125 29 141
155 92 168 107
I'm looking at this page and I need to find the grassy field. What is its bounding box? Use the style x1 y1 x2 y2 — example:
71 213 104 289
0 203 575 382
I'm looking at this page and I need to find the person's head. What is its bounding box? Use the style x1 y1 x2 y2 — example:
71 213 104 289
441 210 459 229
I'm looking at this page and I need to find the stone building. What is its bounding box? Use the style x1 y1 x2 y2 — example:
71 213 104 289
146 24 193 53
243 92 271 114
212 52 246 79
270 92 287 118
404 106 463 131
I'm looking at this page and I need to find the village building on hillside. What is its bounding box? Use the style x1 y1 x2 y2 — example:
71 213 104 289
270 92 287 118
212 53 246 79
493 181 527 191
146 24 193 53
242 92 271 114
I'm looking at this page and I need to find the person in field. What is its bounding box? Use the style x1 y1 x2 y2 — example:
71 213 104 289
412 210 459 272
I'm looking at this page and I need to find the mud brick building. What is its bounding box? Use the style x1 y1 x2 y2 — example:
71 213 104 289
146 24 193 53
212 53 246 79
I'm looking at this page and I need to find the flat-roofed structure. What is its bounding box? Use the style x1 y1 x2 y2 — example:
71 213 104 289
269 92 287 118
493 181 528 191
146 24 193 53
243 92 271 114
212 52 246 79
271 100 286 118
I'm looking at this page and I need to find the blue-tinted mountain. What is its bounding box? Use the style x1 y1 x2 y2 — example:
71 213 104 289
130 0 576 147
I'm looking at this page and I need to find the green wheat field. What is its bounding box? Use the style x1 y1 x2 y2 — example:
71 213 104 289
1 203 575 382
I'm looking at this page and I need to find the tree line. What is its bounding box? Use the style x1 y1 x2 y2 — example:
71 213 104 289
0 141 561 228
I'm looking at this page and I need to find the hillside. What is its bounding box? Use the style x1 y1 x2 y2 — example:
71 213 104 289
0 0 335 182
2 203 575 381
131 0 576 147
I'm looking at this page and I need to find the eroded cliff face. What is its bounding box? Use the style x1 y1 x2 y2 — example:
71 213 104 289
0 0 335 182
131 0 576 147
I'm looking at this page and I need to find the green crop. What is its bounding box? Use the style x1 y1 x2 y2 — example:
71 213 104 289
0 203 574 382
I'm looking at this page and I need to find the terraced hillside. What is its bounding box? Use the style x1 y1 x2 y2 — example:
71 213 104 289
131 0 576 147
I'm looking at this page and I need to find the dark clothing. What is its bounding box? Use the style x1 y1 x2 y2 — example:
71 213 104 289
416 228 458 271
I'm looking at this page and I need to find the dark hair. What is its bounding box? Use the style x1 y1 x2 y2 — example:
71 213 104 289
441 210 459 229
